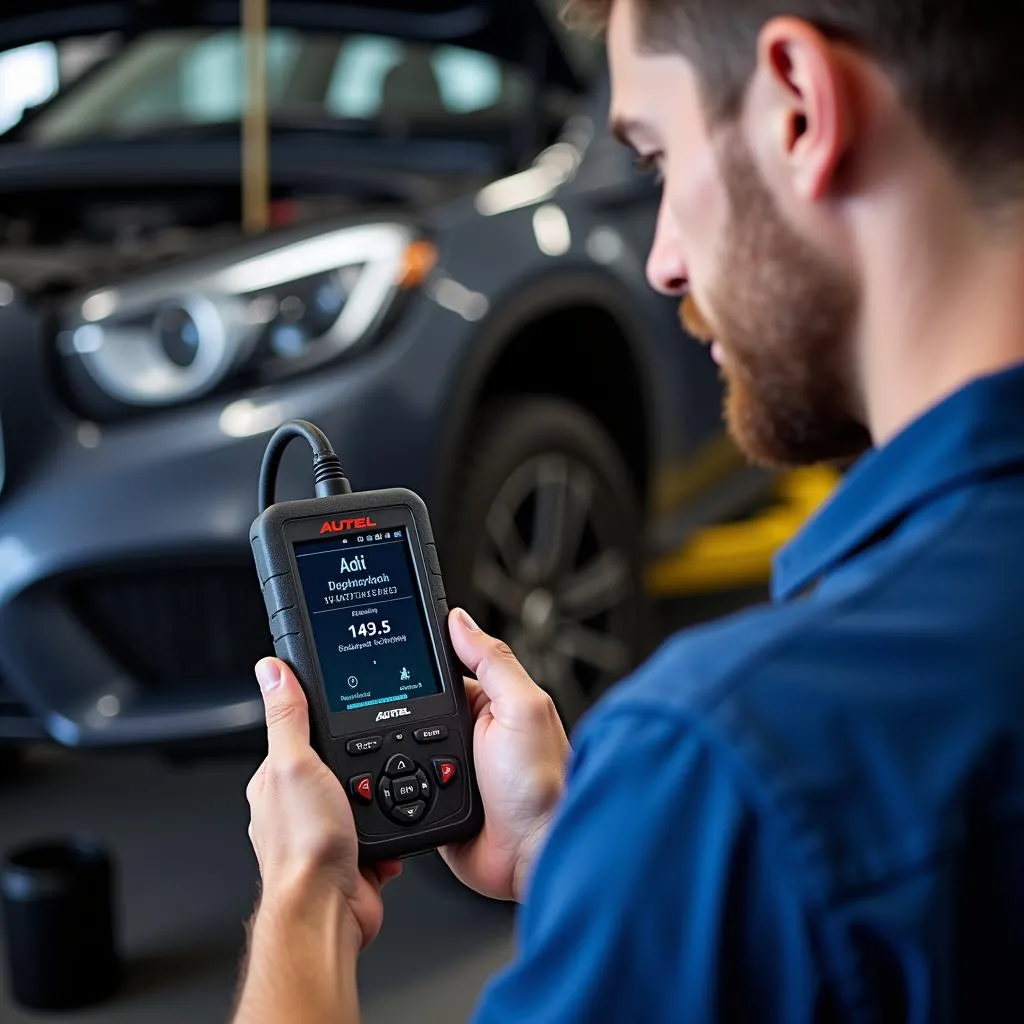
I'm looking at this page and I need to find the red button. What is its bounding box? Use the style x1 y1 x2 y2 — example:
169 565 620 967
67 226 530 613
433 759 457 787
350 774 373 804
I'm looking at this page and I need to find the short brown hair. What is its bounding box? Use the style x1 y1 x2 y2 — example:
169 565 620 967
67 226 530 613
564 0 1024 206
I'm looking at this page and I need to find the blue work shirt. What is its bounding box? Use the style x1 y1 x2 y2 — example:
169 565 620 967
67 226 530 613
472 364 1024 1023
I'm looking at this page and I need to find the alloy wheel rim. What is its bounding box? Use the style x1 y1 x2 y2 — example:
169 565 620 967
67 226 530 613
470 452 633 723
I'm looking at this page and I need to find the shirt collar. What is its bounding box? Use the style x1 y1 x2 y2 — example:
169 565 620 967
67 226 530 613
773 362 1024 601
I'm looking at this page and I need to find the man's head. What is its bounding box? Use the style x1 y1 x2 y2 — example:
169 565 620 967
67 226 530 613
567 0 1024 466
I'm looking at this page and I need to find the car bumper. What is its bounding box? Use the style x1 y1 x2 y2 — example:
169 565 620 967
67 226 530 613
0 294 458 747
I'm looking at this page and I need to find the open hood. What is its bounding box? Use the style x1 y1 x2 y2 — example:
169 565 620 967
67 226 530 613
0 0 582 89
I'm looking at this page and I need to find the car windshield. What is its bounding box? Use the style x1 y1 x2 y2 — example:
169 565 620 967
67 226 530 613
2 28 543 144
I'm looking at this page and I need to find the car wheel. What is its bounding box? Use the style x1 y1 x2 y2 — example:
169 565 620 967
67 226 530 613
446 398 646 729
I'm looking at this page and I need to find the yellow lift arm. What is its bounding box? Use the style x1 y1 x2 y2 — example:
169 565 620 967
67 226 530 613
647 467 840 595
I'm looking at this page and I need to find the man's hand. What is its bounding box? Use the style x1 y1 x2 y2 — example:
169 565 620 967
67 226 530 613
235 658 401 1024
439 609 571 902
245 657 401 947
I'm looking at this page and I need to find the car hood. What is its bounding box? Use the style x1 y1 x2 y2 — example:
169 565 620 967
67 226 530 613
0 0 581 88
0 131 491 199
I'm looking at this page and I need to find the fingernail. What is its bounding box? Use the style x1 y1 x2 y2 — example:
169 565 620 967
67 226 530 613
457 608 479 632
255 659 282 693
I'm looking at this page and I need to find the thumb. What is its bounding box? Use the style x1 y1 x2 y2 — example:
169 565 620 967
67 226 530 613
255 657 310 760
448 609 537 704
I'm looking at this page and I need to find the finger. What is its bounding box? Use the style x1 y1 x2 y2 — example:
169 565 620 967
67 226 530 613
255 658 310 760
463 678 489 719
378 860 404 886
449 609 537 703
362 859 403 888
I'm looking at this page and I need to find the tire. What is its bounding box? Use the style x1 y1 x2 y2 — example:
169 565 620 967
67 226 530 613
445 398 646 730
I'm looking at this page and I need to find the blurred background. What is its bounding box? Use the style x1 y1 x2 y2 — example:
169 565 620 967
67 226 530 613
0 1 838 1020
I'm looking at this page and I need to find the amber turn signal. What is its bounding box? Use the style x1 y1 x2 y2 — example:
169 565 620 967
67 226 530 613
397 240 438 289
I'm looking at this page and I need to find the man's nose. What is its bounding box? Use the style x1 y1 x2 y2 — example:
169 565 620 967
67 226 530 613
646 202 688 296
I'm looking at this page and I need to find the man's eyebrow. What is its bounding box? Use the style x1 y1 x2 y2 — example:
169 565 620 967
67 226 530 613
609 116 645 150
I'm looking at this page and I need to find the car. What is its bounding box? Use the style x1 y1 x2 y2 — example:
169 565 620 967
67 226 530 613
0 0 774 755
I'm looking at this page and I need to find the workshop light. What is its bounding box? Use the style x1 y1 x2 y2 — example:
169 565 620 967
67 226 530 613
81 290 118 322
429 275 489 322
533 204 572 257
475 166 560 217
586 227 625 265
475 142 582 217
219 398 287 438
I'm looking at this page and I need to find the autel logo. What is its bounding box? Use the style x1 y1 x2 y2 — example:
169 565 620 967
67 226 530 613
375 707 411 722
320 517 378 534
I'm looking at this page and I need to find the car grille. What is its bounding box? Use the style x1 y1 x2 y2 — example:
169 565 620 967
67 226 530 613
66 565 273 695
0 672 32 719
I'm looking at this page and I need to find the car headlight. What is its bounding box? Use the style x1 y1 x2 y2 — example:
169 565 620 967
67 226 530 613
60 223 432 409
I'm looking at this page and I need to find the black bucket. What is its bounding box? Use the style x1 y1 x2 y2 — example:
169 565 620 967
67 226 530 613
1 838 120 1011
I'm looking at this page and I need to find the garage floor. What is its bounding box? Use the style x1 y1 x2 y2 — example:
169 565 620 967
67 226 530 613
0 593 763 1024
0 749 515 1024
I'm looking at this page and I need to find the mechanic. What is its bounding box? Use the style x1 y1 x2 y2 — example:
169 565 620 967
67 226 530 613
233 0 1024 1020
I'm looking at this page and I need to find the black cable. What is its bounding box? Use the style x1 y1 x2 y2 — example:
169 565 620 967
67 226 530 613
258 419 352 513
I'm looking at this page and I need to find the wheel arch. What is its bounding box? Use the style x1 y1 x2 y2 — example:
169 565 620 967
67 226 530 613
433 270 657 538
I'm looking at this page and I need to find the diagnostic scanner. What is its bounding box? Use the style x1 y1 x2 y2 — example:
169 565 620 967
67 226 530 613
250 420 483 860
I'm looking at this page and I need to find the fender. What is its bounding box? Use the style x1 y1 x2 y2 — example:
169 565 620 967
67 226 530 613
432 267 660 523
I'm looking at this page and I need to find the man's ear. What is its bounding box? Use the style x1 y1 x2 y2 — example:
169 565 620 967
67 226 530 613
749 17 853 201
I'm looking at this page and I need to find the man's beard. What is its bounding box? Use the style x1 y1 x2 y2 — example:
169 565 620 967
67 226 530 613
682 133 872 468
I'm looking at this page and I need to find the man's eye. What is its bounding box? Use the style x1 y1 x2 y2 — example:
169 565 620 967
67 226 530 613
633 153 664 184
